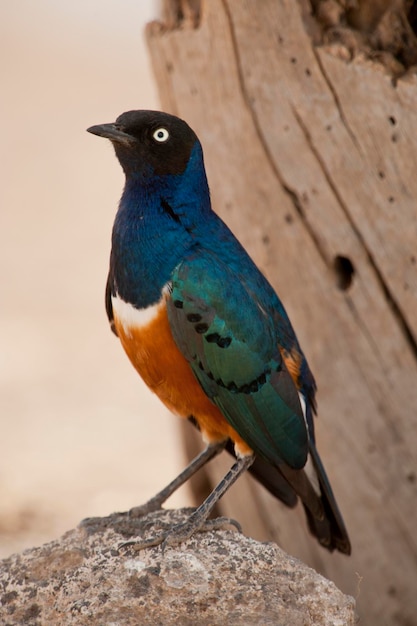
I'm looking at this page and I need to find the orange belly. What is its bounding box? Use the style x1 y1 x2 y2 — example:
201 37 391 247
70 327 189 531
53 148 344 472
113 298 252 455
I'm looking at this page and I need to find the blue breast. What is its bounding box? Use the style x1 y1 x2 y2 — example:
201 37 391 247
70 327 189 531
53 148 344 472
108 144 205 308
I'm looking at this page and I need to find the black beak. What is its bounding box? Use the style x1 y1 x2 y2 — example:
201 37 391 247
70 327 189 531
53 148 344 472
87 123 134 145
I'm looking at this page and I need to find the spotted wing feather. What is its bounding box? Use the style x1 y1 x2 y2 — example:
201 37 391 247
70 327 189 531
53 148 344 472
167 251 308 470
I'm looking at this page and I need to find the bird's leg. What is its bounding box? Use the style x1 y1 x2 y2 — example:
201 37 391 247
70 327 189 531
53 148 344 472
122 453 254 550
129 440 227 517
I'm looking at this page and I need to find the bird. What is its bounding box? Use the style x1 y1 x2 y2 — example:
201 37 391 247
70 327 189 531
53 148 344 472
87 110 351 555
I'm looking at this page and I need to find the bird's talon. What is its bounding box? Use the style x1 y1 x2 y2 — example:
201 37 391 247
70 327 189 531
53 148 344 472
202 516 242 534
129 499 164 518
118 515 232 554
118 532 169 552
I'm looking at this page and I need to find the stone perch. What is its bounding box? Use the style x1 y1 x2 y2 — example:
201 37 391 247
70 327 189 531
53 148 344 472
0 509 355 625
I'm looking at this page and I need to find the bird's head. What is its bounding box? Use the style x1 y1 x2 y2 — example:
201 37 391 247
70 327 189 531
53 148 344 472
87 110 201 182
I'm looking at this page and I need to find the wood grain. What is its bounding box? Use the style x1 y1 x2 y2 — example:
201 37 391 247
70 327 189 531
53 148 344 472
147 2 417 624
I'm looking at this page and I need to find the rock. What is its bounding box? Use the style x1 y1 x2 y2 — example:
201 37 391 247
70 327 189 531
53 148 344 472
0 509 355 625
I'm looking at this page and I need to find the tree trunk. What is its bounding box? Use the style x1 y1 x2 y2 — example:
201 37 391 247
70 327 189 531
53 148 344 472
146 2 417 624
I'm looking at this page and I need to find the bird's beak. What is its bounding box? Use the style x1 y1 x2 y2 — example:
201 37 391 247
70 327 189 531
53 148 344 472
87 123 134 145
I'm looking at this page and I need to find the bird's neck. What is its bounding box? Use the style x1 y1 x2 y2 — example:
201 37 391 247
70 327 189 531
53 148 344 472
109 166 212 309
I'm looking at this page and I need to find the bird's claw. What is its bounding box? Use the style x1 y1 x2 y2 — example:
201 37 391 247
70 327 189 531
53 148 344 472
118 515 242 553
128 498 164 518
198 515 242 534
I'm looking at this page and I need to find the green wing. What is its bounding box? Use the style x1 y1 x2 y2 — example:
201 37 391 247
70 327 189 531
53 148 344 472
167 251 308 470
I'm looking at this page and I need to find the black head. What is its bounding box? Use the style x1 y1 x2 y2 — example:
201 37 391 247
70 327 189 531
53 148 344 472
87 110 199 177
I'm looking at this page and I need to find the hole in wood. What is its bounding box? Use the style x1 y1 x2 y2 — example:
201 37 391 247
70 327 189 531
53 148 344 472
333 255 355 291
407 471 416 483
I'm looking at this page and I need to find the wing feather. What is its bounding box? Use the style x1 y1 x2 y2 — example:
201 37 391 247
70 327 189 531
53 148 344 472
167 251 308 470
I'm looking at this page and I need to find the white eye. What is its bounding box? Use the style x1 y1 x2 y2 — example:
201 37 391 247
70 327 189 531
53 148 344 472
153 127 170 143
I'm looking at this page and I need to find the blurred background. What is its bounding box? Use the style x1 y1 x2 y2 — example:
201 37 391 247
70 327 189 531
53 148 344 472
0 0 192 558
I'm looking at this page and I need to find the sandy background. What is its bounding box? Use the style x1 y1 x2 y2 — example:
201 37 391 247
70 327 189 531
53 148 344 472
0 0 192 558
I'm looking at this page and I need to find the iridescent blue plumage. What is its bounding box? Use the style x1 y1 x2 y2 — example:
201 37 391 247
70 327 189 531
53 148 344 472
88 109 350 554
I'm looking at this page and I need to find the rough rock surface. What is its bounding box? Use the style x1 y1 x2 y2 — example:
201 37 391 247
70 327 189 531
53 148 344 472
0 509 355 625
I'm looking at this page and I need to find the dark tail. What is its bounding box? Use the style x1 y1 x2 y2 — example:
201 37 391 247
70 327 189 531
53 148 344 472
191 417 351 554
302 442 351 554
248 440 351 555
225 439 351 555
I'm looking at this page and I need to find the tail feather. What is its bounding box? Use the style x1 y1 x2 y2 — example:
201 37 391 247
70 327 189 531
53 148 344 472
279 461 324 520
238 441 351 554
241 442 351 554
305 443 351 554
227 440 298 508
189 416 351 554
275 443 351 554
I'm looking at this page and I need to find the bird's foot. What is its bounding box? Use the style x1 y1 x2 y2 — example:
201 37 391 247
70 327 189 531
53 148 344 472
129 496 166 518
119 513 242 552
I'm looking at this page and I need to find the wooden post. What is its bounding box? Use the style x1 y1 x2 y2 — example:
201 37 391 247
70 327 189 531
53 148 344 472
147 2 417 624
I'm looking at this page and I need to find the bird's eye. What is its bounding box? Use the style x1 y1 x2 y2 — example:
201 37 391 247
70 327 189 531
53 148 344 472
153 127 170 143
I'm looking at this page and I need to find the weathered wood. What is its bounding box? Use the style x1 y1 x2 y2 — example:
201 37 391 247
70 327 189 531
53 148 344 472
147 2 417 624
